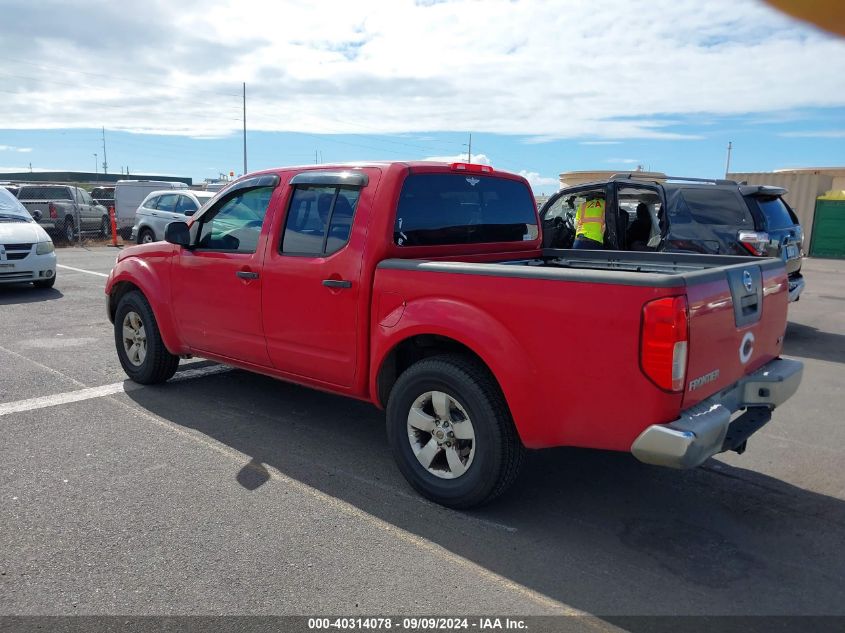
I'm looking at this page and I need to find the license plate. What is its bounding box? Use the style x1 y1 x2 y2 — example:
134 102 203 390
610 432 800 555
0 263 15 269
786 245 799 259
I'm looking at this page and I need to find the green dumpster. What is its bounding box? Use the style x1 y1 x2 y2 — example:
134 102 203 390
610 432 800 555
810 199 845 259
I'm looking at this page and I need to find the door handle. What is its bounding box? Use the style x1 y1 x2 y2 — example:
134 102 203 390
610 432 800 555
236 270 259 280
322 279 351 289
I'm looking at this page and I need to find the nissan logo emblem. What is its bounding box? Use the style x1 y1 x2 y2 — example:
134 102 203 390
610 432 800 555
743 270 753 293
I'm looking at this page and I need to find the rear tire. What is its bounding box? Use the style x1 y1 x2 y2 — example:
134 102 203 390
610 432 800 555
100 215 110 238
114 290 179 384
63 217 76 243
386 354 525 509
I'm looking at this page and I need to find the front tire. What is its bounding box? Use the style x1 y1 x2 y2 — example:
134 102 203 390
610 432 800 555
138 228 155 244
114 291 179 384
386 354 525 508
33 274 56 289
100 215 110 238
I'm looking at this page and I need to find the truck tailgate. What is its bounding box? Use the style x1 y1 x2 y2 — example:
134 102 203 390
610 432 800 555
683 258 789 408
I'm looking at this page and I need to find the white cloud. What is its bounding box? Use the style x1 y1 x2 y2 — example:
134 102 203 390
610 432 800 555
518 170 558 190
779 130 845 138
422 153 492 165
0 145 33 153
605 158 642 165
580 141 623 146
0 0 844 140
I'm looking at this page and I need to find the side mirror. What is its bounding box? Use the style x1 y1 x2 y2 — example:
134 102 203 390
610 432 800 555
183 209 196 217
165 221 192 247
32 209 43 221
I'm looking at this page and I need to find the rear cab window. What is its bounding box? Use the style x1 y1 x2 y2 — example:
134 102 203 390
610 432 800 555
394 173 538 247
17 186 73 201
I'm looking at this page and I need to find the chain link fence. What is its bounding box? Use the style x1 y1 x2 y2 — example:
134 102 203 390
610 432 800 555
7 182 123 247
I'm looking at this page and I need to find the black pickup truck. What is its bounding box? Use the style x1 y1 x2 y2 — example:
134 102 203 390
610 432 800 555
540 174 805 302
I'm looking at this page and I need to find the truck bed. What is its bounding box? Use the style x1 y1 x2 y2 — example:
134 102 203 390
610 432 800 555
374 249 789 450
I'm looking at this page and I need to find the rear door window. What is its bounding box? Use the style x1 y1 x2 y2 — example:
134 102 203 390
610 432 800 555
680 189 752 226
155 194 179 212
282 185 361 255
394 174 538 246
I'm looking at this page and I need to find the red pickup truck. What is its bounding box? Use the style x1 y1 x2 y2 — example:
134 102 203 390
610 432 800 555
105 162 803 508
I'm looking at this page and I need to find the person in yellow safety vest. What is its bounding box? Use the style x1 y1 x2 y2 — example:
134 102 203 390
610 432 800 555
572 194 606 249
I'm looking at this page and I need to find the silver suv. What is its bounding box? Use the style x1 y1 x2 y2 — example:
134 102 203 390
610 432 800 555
131 190 215 243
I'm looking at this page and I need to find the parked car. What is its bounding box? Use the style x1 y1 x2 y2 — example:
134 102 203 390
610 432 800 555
16 184 109 242
0 186 57 288
540 175 806 301
91 186 115 212
131 190 215 243
106 162 801 508
114 180 188 237
1 183 20 198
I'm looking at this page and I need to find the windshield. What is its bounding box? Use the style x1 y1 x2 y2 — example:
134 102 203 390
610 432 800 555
394 173 538 246
0 187 31 220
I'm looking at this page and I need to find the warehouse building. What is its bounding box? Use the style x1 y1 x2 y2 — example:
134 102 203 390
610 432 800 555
0 170 192 186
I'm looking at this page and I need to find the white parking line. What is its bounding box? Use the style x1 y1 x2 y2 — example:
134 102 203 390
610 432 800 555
57 264 109 278
0 350 578 615
0 364 231 417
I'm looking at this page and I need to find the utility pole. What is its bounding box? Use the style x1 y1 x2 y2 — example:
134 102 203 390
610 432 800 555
725 141 732 177
101 127 108 174
94 153 98 175
243 82 248 175
467 133 472 162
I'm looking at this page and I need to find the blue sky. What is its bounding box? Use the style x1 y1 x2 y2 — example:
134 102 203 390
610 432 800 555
1 0 844 193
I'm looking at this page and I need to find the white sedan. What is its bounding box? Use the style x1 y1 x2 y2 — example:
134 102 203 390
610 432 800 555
0 186 57 288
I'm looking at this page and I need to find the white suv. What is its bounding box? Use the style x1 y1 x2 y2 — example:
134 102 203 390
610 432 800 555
131 190 215 244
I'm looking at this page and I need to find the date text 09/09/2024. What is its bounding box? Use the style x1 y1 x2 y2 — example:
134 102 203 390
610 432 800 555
307 617 527 630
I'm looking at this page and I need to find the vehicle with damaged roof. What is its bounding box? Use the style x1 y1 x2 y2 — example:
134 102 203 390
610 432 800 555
541 174 805 301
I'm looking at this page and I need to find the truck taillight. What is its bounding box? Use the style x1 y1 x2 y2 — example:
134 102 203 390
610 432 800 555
449 162 493 173
641 296 689 392
48 202 58 219
738 230 770 256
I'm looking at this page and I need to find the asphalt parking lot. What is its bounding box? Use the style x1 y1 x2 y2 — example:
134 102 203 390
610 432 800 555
1 248 844 625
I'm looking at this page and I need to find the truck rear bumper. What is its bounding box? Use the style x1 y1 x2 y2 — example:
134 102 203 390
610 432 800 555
787 273 805 303
630 358 803 469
